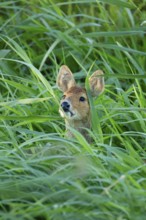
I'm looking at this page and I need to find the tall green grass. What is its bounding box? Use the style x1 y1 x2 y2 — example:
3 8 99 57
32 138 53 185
0 0 146 219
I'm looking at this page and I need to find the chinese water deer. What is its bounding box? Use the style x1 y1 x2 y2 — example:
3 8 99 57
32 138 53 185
57 65 104 141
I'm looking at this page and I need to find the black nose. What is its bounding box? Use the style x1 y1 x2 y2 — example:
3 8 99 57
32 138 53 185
61 101 70 112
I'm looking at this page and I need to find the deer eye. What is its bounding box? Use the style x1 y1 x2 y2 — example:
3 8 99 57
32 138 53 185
79 96 85 102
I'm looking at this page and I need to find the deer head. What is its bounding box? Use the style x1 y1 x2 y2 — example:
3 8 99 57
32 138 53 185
57 65 104 140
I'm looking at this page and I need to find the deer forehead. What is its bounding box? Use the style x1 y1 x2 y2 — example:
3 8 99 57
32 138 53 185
64 86 87 96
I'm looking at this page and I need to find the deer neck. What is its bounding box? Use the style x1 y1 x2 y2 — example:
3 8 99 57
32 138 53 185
65 113 91 139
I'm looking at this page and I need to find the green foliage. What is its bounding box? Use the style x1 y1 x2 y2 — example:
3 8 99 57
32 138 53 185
0 0 146 219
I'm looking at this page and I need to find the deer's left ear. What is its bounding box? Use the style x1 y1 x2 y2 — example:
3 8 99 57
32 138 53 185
57 65 76 92
89 70 104 97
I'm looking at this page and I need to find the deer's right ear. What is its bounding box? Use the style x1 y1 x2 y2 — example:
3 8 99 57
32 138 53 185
89 70 104 97
57 65 76 92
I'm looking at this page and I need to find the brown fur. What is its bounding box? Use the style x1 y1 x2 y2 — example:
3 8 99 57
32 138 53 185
66 86 86 94
57 65 104 142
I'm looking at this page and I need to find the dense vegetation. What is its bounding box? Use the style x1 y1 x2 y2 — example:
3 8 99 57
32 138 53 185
0 0 146 219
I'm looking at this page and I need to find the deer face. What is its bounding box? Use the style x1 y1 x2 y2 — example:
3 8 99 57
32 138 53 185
59 86 90 120
57 65 104 124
